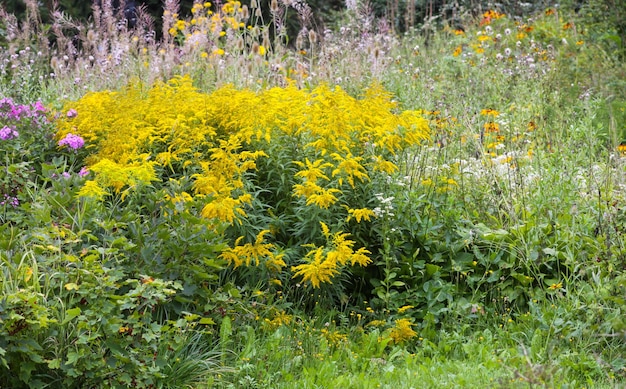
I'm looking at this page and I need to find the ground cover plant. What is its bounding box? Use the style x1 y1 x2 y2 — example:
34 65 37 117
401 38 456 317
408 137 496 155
1 0 626 387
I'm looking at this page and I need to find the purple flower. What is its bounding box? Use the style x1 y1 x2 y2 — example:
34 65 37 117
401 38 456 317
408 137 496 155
1 194 19 208
62 172 72 179
0 97 14 110
78 166 90 177
0 126 19 140
58 133 85 150
31 101 47 113
66 109 78 118
10 104 29 120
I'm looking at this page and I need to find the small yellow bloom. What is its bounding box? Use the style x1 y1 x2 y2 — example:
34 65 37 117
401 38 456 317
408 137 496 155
548 282 563 290
397 305 414 313
480 108 499 117
484 122 500 133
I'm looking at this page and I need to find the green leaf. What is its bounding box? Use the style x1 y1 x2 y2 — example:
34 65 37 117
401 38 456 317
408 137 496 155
425 264 441 278
62 307 81 325
66 351 80 366
47 358 61 369
542 247 557 256
199 317 216 325
512 273 534 286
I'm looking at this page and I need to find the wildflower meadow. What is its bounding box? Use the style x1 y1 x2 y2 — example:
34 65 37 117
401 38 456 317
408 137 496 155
1 0 626 387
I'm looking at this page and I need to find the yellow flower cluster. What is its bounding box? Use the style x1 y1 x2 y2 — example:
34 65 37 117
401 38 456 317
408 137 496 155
388 318 418 344
56 75 430 284
291 222 372 288
220 229 286 270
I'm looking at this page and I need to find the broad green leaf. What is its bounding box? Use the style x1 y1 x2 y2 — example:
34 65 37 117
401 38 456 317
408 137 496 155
62 307 81 325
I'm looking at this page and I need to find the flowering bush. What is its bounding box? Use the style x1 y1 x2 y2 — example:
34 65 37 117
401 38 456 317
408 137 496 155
0 96 57 222
54 75 430 300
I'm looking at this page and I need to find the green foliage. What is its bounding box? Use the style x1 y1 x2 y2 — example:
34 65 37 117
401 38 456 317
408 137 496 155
2 1 626 387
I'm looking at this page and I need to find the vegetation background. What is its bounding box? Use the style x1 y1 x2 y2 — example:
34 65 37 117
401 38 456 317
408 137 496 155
1 0 626 388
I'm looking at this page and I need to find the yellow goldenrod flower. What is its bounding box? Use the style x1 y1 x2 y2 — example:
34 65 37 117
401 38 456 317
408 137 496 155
294 158 333 182
397 305 415 314
292 247 339 288
346 207 376 223
201 196 248 223
77 180 109 200
293 181 323 199
306 187 342 209
389 318 417 344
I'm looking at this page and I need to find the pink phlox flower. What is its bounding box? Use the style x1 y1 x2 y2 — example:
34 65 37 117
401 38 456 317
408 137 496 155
58 133 85 150
32 101 47 113
0 126 19 140
78 166 90 177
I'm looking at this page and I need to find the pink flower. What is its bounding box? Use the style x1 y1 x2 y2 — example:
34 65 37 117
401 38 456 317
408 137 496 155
31 101 47 113
58 133 85 150
78 166 90 177
0 126 19 140
67 109 78 118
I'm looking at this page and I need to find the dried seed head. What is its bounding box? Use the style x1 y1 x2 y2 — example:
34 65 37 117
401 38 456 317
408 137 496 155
251 0 258 8
241 5 249 20
270 0 279 13
295 33 304 50
373 46 381 59
308 30 317 45
86 29 97 43
254 54 263 66
251 42 260 54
